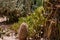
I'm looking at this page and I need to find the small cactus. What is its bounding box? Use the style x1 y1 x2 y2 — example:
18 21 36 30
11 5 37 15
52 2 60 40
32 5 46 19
18 22 28 40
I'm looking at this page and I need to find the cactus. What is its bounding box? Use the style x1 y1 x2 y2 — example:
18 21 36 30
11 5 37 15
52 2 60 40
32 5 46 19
18 22 28 40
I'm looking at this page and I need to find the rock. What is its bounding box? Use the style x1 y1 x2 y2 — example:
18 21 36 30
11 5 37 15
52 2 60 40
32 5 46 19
0 38 2 40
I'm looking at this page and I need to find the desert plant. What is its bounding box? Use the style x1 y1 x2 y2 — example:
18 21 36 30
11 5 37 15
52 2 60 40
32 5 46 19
11 6 46 37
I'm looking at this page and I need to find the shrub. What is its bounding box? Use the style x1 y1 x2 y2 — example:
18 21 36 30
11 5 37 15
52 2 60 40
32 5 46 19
11 6 46 37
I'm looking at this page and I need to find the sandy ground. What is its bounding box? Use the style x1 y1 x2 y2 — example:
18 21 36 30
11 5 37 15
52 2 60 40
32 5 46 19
0 35 18 40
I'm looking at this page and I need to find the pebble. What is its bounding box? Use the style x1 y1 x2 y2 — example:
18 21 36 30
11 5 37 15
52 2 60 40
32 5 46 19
0 38 2 40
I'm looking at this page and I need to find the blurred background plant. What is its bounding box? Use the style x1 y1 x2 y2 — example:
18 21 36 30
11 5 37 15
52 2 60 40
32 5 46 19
0 0 44 23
